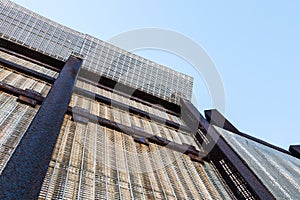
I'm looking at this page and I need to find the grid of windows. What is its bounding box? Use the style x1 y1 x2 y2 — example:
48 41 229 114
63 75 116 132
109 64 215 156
81 37 193 103
0 0 85 60
0 0 193 104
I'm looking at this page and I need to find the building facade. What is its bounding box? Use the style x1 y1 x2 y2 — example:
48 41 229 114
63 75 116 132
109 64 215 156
0 0 299 199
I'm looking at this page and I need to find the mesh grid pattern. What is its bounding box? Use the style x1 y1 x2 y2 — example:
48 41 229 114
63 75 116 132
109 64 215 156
39 116 232 199
75 80 184 126
0 66 51 96
79 36 193 104
0 0 85 60
38 81 233 199
0 2 239 199
0 49 234 199
0 0 193 104
0 50 59 78
0 56 52 174
0 93 39 174
70 94 190 141
215 126 300 199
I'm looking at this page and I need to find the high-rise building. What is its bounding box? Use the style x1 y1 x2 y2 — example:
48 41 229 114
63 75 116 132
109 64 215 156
0 0 299 199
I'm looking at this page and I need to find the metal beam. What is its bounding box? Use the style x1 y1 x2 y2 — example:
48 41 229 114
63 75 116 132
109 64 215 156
289 145 300 159
0 79 187 132
0 56 55 84
0 38 64 71
68 106 205 161
0 38 181 116
0 81 44 103
0 47 60 73
0 56 183 131
73 87 190 132
0 81 197 159
205 109 292 156
0 56 82 200
180 99 275 200
205 109 240 133
78 70 181 116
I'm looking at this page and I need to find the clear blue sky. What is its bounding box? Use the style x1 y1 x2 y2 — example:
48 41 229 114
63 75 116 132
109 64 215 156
12 0 300 149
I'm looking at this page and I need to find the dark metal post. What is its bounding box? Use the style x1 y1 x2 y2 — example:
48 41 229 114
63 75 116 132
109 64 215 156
289 145 300 159
0 56 82 200
180 99 275 200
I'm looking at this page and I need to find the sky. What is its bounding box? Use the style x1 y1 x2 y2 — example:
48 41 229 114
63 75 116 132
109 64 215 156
11 0 300 149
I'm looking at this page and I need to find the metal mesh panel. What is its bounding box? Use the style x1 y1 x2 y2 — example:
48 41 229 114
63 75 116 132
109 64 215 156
219 159 255 200
0 1 238 198
75 80 185 126
0 0 85 60
39 116 232 199
0 50 59 78
40 90 232 199
69 94 195 147
0 66 51 96
215 126 300 199
0 92 39 174
80 36 193 104
202 162 235 200
0 0 193 104
0 53 52 174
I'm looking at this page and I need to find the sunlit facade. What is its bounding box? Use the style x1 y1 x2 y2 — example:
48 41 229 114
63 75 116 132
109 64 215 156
0 1 299 200
0 0 193 104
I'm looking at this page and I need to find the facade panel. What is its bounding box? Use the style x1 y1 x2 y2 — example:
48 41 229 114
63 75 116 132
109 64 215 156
215 126 300 199
2 0 297 199
0 50 54 174
0 12 233 199
0 0 193 104
39 115 232 199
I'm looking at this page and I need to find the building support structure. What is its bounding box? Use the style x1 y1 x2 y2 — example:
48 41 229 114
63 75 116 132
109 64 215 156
0 56 82 199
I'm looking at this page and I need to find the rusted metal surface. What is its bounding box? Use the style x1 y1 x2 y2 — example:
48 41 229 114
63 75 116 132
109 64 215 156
24 89 44 102
188 153 204 163
180 99 275 200
0 81 44 103
68 106 205 160
0 56 82 200
17 95 38 107
148 135 170 146
1 47 186 129
133 136 150 146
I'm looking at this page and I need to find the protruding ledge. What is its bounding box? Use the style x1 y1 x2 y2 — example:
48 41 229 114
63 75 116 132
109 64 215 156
205 109 240 134
289 145 300 159
205 109 292 156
